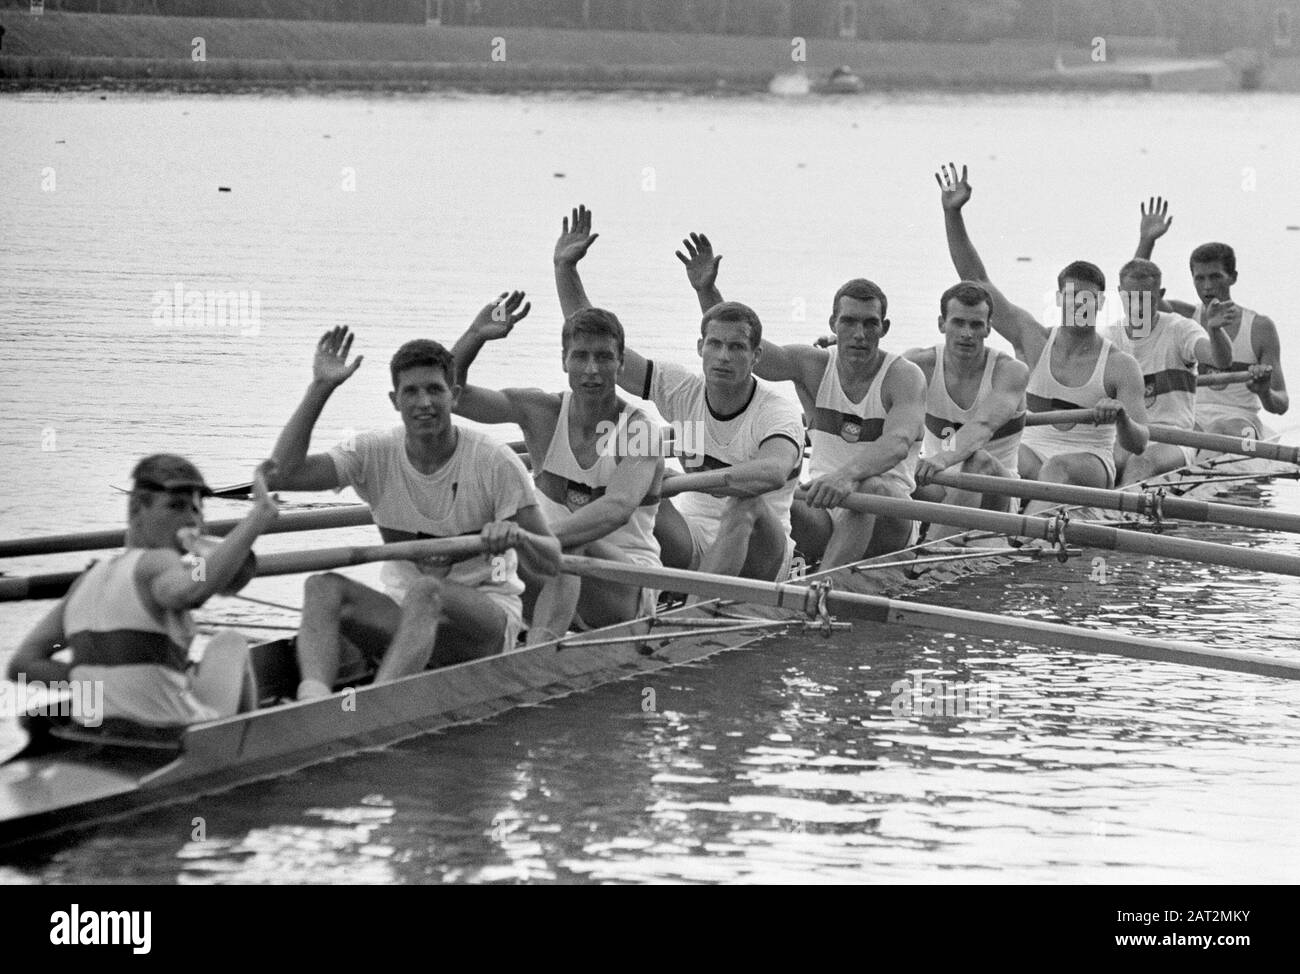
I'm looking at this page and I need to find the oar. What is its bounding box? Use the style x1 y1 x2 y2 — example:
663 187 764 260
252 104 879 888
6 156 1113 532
1196 371 1254 387
794 489 1300 579
1025 410 1300 465
929 470 1300 534
560 556 1300 682
0 505 376 560
0 536 485 603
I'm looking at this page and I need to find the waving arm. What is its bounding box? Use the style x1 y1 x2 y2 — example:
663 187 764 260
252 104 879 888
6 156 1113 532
268 327 362 491
937 163 1048 358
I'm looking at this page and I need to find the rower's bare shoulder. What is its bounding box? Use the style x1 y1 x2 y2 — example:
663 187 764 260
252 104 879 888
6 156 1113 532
133 548 186 601
903 345 937 376
1104 346 1145 390
886 354 926 392
992 352 1030 390
1252 313 1281 346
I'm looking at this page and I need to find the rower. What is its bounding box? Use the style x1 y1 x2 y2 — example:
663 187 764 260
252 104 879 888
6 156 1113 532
450 297 664 643
1135 200 1289 439
267 326 561 699
937 163 1150 511
907 281 1029 534
554 206 805 583
1104 255 1233 483
5 455 277 726
675 231 924 569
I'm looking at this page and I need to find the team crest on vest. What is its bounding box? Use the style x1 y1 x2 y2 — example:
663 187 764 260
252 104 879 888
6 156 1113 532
1144 379 1158 407
840 418 863 443
565 483 595 510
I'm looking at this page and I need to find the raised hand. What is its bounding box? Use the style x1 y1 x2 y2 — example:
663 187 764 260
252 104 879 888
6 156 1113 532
675 232 722 292
313 326 364 388
935 162 971 211
250 460 280 523
554 205 599 266
813 334 838 348
1138 196 1173 242
470 290 531 342
1202 298 1242 332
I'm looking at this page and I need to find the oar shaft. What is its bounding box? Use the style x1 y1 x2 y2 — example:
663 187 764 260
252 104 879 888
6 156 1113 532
0 537 484 603
1024 410 1300 464
0 505 375 559
1149 425 1300 464
796 490 1300 578
560 556 1300 681
930 470 1300 534
931 470 1145 514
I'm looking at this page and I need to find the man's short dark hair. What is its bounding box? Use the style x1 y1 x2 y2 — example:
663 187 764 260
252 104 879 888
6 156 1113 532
562 307 625 358
1118 258 1162 283
832 278 888 320
1057 261 1106 292
389 339 456 389
700 301 763 349
1190 242 1237 277
939 281 993 322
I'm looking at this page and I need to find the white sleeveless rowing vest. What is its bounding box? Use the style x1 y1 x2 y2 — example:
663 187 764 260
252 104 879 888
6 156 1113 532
1195 306 1260 413
1104 311 1202 429
808 348 920 495
921 344 1025 476
535 392 661 562
64 549 218 726
1020 328 1117 466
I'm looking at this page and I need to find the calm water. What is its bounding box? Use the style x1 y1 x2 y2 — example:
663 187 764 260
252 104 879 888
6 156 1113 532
1 89 1299 883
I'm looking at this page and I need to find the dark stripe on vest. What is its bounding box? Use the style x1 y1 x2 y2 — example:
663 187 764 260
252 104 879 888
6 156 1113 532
924 412 1026 442
69 629 189 673
810 407 884 443
1145 368 1196 398
535 469 659 511
377 525 479 544
1027 393 1083 412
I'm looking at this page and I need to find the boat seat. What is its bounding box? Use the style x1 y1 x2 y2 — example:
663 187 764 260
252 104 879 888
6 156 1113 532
248 637 375 703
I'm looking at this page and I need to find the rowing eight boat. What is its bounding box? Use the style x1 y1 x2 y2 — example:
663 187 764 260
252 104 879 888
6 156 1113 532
2 441 1298 848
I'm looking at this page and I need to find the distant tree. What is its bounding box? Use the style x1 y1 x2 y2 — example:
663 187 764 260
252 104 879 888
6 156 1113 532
859 0 934 40
962 0 1023 41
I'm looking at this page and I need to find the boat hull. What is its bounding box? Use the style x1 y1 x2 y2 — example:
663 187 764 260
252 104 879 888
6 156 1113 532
0 606 780 849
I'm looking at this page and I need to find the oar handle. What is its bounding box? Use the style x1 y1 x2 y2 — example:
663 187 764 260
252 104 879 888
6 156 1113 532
1024 409 1099 427
1196 371 1254 387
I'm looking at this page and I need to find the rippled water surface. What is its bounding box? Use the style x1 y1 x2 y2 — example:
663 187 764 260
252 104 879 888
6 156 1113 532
2 89 1299 883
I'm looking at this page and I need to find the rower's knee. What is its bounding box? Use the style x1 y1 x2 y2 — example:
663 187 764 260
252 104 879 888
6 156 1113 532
404 575 444 612
304 572 348 607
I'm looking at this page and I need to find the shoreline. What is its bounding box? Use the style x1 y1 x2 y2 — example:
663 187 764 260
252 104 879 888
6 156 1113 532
2 11 1291 93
